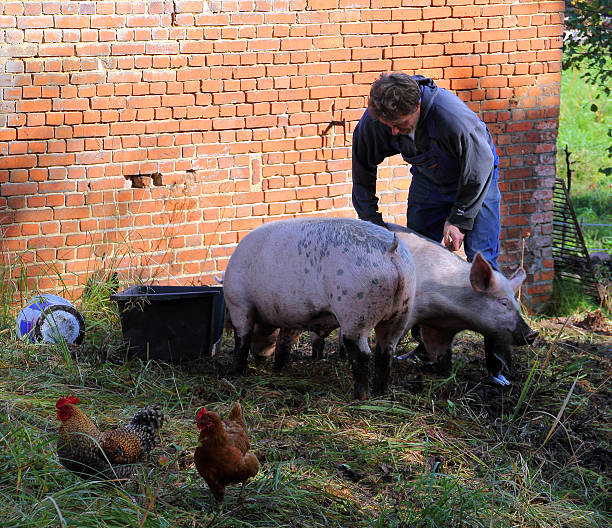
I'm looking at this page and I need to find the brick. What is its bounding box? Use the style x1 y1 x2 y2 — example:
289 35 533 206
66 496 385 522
0 155 37 169
481 29 510 42
511 3 540 15
371 21 402 34
39 44 75 56
32 73 68 85
17 126 54 140
443 66 473 78
423 7 451 19
17 16 53 29
453 30 480 43
413 44 444 56
281 38 312 51
434 18 461 31
175 1 205 12
55 15 90 29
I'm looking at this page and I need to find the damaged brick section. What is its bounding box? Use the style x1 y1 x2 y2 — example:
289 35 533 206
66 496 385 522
127 173 164 188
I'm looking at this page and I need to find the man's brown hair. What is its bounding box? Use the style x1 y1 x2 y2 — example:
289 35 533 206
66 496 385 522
368 72 420 122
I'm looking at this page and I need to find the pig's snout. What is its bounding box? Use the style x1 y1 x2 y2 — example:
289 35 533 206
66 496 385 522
513 320 538 346
525 329 538 345
510 314 538 346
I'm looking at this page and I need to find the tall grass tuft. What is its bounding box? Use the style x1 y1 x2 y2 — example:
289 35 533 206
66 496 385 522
547 279 607 317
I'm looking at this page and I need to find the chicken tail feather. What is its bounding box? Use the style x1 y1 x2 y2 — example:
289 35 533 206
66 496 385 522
127 405 164 453
130 405 164 429
226 401 243 422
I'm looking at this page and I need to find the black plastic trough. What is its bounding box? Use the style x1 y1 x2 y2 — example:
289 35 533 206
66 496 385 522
111 285 225 362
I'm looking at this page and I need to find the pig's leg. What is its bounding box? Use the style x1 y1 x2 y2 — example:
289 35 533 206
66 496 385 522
229 306 255 375
337 329 346 359
273 328 299 371
419 325 454 376
310 330 345 360
410 325 430 362
311 332 325 361
373 340 393 396
310 328 338 360
342 333 371 400
485 336 512 386
372 319 407 395
251 324 279 362
232 329 252 375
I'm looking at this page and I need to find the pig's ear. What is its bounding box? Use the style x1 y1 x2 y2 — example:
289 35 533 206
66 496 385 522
508 267 526 294
469 253 494 293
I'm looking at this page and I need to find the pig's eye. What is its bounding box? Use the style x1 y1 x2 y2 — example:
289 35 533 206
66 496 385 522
500 298 510 308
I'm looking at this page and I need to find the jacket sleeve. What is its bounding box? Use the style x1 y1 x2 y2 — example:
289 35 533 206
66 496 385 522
351 111 399 227
440 117 495 231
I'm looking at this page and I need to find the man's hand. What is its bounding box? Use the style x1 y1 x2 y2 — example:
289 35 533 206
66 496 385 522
443 221 464 252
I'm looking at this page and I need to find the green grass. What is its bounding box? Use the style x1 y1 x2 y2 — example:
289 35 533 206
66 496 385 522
548 279 608 317
1 275 610 528
556 67 612 253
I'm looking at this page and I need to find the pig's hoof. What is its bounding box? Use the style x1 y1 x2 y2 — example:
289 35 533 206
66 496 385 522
354 387 370 400
429 360 451 377
230 364 248 376
412 343 429 362
372 385 387 397
490 373 511 387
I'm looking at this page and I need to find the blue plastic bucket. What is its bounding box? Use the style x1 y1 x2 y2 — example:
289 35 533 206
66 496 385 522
16 294 85 344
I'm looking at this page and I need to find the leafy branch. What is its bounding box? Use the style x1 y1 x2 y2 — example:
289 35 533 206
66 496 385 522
563 0 612 174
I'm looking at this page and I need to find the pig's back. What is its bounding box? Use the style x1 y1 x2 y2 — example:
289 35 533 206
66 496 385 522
224 218 411 327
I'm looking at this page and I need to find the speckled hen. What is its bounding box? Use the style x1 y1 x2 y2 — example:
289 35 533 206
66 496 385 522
56 395 164 480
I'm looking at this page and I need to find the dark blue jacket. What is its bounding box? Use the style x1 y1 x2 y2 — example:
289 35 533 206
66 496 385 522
352 76 498 231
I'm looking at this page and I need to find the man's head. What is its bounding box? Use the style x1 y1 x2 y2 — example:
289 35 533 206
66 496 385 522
368 72 421 136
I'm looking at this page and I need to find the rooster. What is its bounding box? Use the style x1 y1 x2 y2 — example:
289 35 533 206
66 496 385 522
194 402 260 505
56 395 164 481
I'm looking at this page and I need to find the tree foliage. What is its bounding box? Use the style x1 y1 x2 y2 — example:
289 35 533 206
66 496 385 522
563 0 611 94
563 0 612 174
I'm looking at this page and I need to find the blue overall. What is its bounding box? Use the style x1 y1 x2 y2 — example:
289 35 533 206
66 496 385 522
391 120 501 269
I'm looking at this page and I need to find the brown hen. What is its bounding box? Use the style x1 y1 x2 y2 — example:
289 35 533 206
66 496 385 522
194 402 260 504
56 395 164 480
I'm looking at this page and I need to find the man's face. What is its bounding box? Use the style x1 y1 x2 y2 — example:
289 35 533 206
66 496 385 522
378 103 420 136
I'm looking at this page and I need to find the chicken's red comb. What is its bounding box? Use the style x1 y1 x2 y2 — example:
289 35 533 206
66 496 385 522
56 395 78 408
195 408 207 420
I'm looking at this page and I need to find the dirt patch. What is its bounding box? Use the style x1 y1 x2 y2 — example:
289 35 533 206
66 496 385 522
584 446 612 472
575 309 611 335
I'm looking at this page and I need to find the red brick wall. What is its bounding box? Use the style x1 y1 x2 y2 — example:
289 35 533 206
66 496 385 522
0 0 564 307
